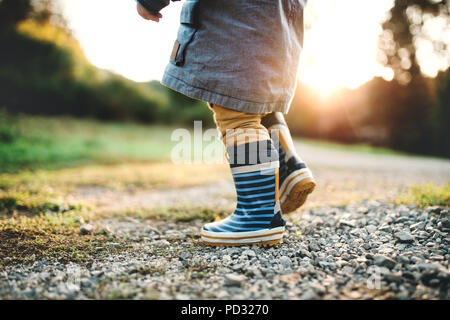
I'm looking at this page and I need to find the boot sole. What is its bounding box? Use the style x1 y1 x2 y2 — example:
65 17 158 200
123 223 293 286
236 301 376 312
201 227 284 247
280 169 316 214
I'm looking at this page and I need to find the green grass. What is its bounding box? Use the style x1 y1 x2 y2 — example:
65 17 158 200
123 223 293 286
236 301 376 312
397 183 450 208
109 205 228 223
0 191 83 214
0 112 181 173
0 210 129 266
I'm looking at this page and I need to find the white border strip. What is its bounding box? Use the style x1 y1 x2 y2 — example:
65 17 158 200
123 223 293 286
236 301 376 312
230 161 279 175
201 226 284 239
202 233 283 244
279 168 311 196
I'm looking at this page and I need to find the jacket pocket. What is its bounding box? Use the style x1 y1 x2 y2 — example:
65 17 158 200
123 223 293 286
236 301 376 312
171 0 199 66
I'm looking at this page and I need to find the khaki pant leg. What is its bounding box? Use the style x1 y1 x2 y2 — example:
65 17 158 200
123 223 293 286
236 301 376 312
209 103 271 147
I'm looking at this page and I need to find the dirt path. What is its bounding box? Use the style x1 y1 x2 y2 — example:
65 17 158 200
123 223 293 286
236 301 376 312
72 141 450 214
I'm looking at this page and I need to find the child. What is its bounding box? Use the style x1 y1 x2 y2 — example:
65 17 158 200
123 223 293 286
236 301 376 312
136 0 316 247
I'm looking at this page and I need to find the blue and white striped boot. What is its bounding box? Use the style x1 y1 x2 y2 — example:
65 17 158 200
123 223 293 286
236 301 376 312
201 140 286 247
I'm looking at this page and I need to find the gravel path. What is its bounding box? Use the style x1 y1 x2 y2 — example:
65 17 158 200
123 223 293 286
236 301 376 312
1 201 448 300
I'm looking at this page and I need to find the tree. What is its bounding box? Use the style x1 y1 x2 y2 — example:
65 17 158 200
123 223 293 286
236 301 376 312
376 0 449 156
379 0 449 83
0 0 65 29
30 0 67 28
0 0 32 28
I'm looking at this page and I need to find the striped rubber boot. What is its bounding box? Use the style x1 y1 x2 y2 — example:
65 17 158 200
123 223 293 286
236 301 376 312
201 140 286 247
262 112 316 214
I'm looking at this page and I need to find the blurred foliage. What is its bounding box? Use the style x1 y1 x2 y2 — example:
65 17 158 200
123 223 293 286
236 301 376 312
0 0 212 126
379 0 449 83
288 70 450 157
0 0 32 28
288 0 449 158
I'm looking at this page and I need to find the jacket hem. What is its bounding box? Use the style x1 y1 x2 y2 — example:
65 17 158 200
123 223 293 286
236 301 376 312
161 72 291 115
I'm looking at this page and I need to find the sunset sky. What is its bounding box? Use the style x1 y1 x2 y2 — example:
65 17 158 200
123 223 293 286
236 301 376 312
58 0 447 92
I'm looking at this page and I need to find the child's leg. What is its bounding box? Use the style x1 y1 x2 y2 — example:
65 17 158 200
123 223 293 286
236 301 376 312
200 104 286 247
261 112 316 214
209 103 270 147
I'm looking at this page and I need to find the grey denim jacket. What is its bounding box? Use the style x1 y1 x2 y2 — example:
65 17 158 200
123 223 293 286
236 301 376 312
137 0 307 114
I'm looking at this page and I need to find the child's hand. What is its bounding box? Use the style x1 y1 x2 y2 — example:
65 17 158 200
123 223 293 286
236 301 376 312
137 4 163 22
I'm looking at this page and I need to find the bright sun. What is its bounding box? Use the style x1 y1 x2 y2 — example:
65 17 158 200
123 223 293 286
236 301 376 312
298 0 395 93
60 0 396 91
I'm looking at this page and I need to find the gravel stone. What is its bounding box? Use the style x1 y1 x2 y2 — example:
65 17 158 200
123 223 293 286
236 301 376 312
374 255 397 269
79 224 94 235
394 231 415 243
224 274 246 287
151 240 170 248
242 249 256 258
365 225 377 233
279 256 292 268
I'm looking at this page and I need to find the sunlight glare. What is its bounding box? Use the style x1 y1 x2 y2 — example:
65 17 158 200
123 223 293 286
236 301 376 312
59 0 399 91
299 0 394 92
59 0 182 82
